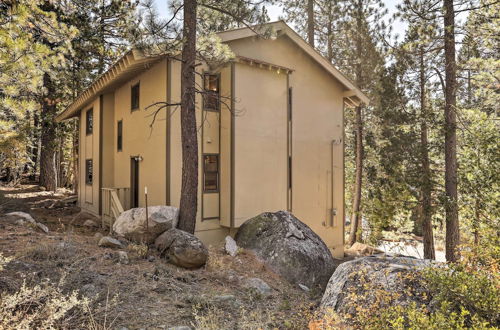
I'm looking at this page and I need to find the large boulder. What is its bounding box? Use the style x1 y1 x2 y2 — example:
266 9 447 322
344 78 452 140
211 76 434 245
154 228 208 269
321 256 432 316
235 211 336 289
113 206 178 244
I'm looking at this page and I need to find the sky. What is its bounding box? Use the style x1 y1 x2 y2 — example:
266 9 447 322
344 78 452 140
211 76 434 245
152 0 408 37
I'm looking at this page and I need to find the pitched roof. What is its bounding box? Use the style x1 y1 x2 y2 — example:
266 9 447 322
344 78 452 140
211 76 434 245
217 21 369 106
56 21 368 122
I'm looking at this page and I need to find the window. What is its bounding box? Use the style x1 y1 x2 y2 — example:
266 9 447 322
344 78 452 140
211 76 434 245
131 82 140 111
203 154 219 192
203 74 219 111
85 159 93 185
117 120 123 152
86 108 93 135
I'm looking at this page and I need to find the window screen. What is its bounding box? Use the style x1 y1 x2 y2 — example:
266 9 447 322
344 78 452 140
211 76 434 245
203 154 219 192
203 74 219 111
86 108 93 135
131 83 140 110
117 120 123 151
85 159 93 185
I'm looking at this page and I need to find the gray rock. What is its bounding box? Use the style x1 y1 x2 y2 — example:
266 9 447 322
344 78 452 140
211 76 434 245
321 256 433 316
235 211 336 289
298 284 310 292
98 236 124 249
83 219 99 228
242 277 272 296
113 206 179 244
35 222 49 233
213 294 236 303
168 327 191 330
94 232 104 240
117 251 129 264
154 228 208 269
224 236 238 257
4 212 36 224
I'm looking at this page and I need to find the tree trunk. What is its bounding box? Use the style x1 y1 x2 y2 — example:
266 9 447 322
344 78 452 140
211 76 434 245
326 1 333 62
348 105 363 246
419 49 435 260
39 73 58 192
177 0 198 234
307 0 315 47
443 0 459 262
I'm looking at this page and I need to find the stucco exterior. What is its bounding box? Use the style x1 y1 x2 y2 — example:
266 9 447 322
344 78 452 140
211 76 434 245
60 21 368 258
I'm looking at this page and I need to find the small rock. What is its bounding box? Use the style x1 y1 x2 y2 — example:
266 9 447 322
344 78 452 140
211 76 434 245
83 219 99 228
98 236 123 249
224 236 238 257
168 327 191 330
298 284 310 292
148 255 155 262
35 222 49 233
81 284 98 297
155 228 208 269
4 211 36 224
14 219 26 226
242 277 272 296
117 251 129 264
94 232 104 240
39 186 46 191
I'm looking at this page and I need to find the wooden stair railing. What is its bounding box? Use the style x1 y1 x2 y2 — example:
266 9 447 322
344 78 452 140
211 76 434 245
101 187 130 233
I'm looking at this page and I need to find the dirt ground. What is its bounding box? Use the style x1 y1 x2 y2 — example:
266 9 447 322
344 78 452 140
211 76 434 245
0 184 320 329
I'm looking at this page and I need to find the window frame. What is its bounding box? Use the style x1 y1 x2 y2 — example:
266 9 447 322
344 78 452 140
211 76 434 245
85 159 93 185
131 82 140 111
117 120 123 152
85 108 93 135
202 73 220 112
203 154 219 193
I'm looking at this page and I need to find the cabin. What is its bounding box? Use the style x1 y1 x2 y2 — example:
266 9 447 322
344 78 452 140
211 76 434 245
56 21 368 258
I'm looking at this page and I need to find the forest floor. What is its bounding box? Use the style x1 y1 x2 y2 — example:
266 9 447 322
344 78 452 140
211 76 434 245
0 184 318 329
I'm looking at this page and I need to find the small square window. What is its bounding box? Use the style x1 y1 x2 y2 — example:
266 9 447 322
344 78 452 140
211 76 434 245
85 159 93 185
131 83 140 111
203 154 219 192
117 120 123 152
203 74 219 111
86 108 93 135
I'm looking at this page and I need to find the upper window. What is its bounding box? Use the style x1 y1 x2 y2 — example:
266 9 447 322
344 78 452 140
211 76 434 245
85 159 93 185
203 154 219 192
131 82 140 111
117 120 123 152
86 108 93 135
203 74 219 111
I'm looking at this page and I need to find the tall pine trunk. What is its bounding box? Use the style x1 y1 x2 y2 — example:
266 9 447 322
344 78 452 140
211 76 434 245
39 73 58 191
348 5 364 246
348 105 363 246
443 0 459 262
307 0 315 47
419 49 435 260
177 0 198 234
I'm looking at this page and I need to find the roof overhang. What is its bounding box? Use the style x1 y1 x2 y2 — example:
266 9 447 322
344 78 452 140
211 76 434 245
56 49 164 122
218 21 369 107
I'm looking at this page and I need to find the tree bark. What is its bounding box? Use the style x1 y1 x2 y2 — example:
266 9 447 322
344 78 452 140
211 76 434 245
443 0 459 262
419 49 435 260
348 105 363 246
307 0 315 47
177 0 198 234
39 73 58 192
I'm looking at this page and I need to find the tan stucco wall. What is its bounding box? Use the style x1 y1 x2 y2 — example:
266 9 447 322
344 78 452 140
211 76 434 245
101 93 115 189
78 97 100 215
113 59 167 207
233 63 288 226
227 35 346 257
